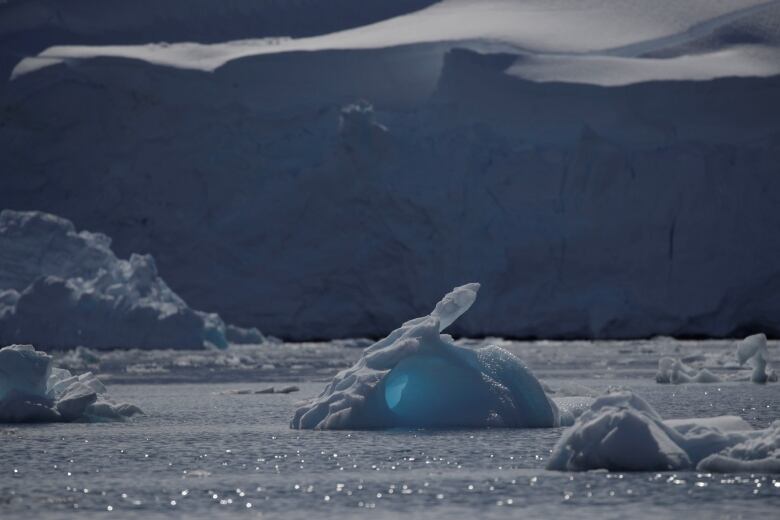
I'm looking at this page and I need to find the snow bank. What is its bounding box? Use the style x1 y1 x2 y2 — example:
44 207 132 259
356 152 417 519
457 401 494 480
291 284 560 429
0 345 142 423
547 389 780 473
0 210 260 349
656 333 775 384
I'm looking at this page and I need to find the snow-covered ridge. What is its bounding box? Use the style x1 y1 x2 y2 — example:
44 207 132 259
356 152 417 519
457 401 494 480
0 210 262 349
10 0 780 84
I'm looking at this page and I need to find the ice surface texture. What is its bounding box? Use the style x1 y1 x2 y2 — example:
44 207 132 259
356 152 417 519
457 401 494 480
3 1 780 340
0 345 142 423
0 210 261 349
291 284 560 429
548 389 780 473
656 333 776 384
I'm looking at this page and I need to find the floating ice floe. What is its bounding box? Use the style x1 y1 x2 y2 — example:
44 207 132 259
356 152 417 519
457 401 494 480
547 389 780 473
219 385 299 395
656 333 776 384
0 345 142 423
0 210 262 349
291 283 563 429
655 357 722 384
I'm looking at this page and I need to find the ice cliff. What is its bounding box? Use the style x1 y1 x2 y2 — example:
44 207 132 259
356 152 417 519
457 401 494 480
0 210 260 349
291 284 561 429
548 389 780 473
2 1 780 340
0 344 142 422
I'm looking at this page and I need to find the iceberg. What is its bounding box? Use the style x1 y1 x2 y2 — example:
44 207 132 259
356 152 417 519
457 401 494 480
656 333 775 384
736 333 775 383
547 389 780 473
291 284 560 430
0 344 142 423
655 357 722 384
0 210 262 349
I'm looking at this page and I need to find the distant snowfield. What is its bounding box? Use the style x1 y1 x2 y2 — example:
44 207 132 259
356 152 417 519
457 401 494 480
11 0 780 84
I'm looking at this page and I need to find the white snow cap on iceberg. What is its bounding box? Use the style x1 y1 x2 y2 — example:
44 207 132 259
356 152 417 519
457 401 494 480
291 283 560 430
0 344 142 423
0 210 261 349
547 389 780 473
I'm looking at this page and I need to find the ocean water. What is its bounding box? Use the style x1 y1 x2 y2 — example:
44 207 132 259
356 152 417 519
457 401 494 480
2 341 779 519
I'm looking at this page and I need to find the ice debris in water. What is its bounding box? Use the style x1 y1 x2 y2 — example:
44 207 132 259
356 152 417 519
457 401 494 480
291 283 561 429
0 345 142 423
547 389 780 473
655 357 722 384
0 210 262 349
656 333 775 384
736 333 775 383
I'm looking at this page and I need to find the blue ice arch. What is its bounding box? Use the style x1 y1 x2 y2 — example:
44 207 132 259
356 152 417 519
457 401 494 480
291 283 560 429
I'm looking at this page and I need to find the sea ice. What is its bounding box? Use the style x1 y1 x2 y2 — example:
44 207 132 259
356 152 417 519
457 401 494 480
655 357 722 384
656 333 775 384
0 210 262 349
0 344 142 423
547 389 780 473
291 284 560 429
736 333 775 383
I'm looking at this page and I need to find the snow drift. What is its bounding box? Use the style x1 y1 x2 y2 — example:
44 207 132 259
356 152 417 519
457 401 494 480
0 210 260 349
0 344 142 423
547 389 780 473
291 284 561 429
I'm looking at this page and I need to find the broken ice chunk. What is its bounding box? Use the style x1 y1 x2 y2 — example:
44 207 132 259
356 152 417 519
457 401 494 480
0 344 142 423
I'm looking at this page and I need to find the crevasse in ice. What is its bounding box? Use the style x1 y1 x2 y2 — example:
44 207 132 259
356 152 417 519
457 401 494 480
291 283 560 429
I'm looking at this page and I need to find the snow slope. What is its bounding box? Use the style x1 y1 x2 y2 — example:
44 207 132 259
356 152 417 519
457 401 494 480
10 0 780 78
0 0 438 80
2 1 780 340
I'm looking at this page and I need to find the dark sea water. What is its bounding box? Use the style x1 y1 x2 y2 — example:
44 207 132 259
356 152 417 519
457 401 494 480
1 340 779 519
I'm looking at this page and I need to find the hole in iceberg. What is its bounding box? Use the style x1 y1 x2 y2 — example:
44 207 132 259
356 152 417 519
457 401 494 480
383 354 490 427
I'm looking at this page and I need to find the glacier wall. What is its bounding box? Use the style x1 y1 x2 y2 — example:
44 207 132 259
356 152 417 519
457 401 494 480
2 48 779 340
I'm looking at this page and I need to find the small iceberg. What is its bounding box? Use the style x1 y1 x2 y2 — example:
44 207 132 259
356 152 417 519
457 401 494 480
0 210 263 349
656 333 776 384
291 283 561 429
0 345 142 423
655 357 722 384
547 389 780 473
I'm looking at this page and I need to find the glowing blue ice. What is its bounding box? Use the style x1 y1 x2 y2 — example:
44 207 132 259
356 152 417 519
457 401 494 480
291 283 560 429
